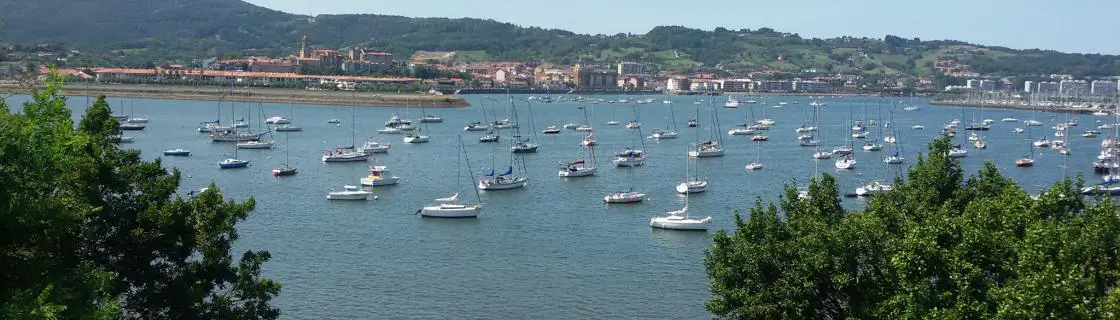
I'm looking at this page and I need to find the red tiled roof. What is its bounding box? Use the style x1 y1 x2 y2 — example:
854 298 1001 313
93 67 421 82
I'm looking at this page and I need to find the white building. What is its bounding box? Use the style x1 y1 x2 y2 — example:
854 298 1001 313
1023 80 1034 93
667 78 691 92
616 61 649 76
1060 80 1089 96
1091 80 1117 96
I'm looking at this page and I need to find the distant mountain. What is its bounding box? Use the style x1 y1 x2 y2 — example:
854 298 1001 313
2 0 1118 79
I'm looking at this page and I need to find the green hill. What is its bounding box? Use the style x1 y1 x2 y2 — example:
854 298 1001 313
2 0 1118 78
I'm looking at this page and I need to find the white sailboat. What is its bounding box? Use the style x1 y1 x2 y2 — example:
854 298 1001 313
650 95 679 139
745 144 763 171
651 180 712 231
688 100 725 158
559 142 598 177
419 138 484 218
676 146 709 194
322 105 370 162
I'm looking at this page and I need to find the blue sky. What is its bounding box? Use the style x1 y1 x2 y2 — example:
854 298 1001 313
245 0 1120 54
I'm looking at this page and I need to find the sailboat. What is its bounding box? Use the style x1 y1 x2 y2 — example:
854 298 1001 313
275 103 303 132
479 125 529 190
125 100 148 123
723 96 741 108
745 144 763 171
836 132 856 169
510 97 539 153
604 166 646 203
322 104 371 162
1017 129 1036 167
652 164 712 231
403 100 431 144
862 99 885 152
559 143 597 177
326 185 372 200
650 95 679 139
238 104 275 149
466 97 489 131
614 105 647 167
420 137 484 217
272 132 297 176
676 146 709 194
884 124 905 164
688 100 725 157
218 133 249 169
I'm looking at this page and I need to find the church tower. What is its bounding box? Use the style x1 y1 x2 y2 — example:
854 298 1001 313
299 35 311 59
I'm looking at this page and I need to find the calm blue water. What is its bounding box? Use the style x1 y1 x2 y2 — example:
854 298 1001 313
7 93 1103 319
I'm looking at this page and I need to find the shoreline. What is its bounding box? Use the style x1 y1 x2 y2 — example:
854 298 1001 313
929 100 1109 114
0 83 471 108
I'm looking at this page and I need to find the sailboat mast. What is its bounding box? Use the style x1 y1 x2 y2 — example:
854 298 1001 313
459 135 483 203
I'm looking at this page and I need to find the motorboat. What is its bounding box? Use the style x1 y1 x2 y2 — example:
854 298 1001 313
126 117 149 124
968 133 981 142
1093 111 1112 117
675 180 708 194
884 136 897 144
361 166 401 186
1013 128 1025 134
852 131 869 139
800 139 820 147
1033 138 1052 148
974 139 987 149
612 149 645 167
1024 120 1043 126
1015 157 1035 167
237 140 274 149
1001 117 1019 122
604 190 646 203
606 120 620 126
232 120 249 129
1084 130 1101 138
359 141 391 154
688 141 725 157
464 122 489 131
321 149 370 162
832 146 853 155
271 166 297 177
903 106 920 111
326 185 371 200
856 181 892 196
328 119 342 124
403 132 430 144
480 134 500 143
420 115 444 123
912 125 924 130
558 159 597 177
491 119 518 129
744 162 763 171
210 130 268 142
756 119 776 126
394 124 417 132
884 153 904 164
727 127 754 136
385 115 412 127
983 119 995 125
198 123 232 133
563 123 581 130
162 149 191 156
218 158 249 169
795 125 817 133
687 120 699 127
751 135 769 141
625 121 641 129
581 134 597 146
723 98 741 108
650 129 679 139
834 155 856 169
863 142 883 152
813 151 833 159
542 126 561 134
1081 183 1120 195
574 125 594 132
265 116 291 124
275 125 303 132
378 127 402 134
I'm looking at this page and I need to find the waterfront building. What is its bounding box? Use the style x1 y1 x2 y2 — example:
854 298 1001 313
793 80 829 93
1060 79 1089 96
755 80 793 92
690 80 720 92
1023 80 1034 93
616 61 649 76
298 35 312 59
572 64 618 90
667 78 691 92
721 79 752 92
1036 81 1060 96
94 67 419 87
1092 80 1117 96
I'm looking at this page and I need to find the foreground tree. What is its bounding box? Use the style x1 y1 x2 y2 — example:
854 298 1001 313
0 73 280 319
707 136 1120 319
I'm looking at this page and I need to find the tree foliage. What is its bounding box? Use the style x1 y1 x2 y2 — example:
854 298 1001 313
707 136 1120 319
0 72 280 319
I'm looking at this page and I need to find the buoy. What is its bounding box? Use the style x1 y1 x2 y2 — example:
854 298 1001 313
373 195 380 200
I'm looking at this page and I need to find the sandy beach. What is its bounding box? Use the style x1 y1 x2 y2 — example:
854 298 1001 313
0 83 470 107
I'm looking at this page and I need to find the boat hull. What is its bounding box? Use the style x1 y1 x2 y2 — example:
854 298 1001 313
558 167 597 177
326 192 370 200
322 153 371 162
688 149 725 158
361 176 400 186
163 150 191 156
218 160 249 169
604 192 646 203
403 136 431 144
676 182 708 194
420 205 481 218
650 216 712 231
478 177 528 190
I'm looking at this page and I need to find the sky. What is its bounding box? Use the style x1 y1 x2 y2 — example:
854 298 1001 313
245 0 1120 54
